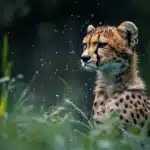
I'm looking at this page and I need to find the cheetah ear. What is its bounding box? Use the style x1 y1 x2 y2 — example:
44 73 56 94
117 21 138 48
87 25 95 33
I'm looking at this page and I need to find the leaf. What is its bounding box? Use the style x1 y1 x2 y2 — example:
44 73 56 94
58 76 71 89
0 91 8 118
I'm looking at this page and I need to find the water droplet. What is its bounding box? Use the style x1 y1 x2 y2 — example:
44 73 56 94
11 78 16 83
40 58 44 62
99 22 102 25
69 50 75 54
84 83 88 86
17 74 24 79
65 65 69 71
56 94 60 98
90 13 95 18
41 63 44 67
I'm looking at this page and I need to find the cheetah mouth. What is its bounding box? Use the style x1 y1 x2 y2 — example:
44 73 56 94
81 59 124 73
86 60 124 73
81 60 97 71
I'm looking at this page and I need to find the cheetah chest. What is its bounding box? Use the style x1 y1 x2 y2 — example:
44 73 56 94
93 90 150 127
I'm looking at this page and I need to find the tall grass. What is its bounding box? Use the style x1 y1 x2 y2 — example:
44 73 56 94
0 35 150 150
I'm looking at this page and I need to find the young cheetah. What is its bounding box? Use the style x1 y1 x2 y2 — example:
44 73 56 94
80 21 150 129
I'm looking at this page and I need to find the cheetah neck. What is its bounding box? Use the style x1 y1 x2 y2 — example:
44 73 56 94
98 60 128 85
94 52 146 97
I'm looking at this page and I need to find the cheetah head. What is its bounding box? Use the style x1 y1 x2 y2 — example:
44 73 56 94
81 21 138 72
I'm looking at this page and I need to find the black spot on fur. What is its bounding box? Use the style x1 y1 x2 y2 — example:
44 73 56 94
110 109 114 112
94 101 98 107
115 102 119 106
133 119 137 124
100 102 104 105
114 96 118 99
97 112 100 115
143 98 147 103
139 109 145 116
130 100 133 104
136 114 140 119
138 95 142 99
131 112 134 118
125 119 129 123
124 103 128 108
132 94 135 99
120 98 123 103
123 109 127 114
134 103 137 107
137 101 141 105
126 95 130 100
120 115 123 120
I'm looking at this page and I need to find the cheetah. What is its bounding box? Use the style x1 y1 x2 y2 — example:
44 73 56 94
80 21 150 130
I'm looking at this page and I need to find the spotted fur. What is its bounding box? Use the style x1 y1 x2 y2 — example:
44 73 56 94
80 21 150 130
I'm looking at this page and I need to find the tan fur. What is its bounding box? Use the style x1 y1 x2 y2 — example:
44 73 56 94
81 21 150 129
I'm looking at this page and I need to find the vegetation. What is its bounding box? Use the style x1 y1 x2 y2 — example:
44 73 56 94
0 35 150 150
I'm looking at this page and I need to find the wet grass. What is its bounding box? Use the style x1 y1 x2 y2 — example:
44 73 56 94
0 35 150 150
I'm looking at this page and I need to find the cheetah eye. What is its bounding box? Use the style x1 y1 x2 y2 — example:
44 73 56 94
93 41 99 45
97 42 108 48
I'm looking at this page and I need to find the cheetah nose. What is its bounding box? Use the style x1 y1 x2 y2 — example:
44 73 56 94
81 56 91 63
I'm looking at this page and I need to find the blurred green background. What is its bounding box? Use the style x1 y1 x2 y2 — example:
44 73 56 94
0 0 150 117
